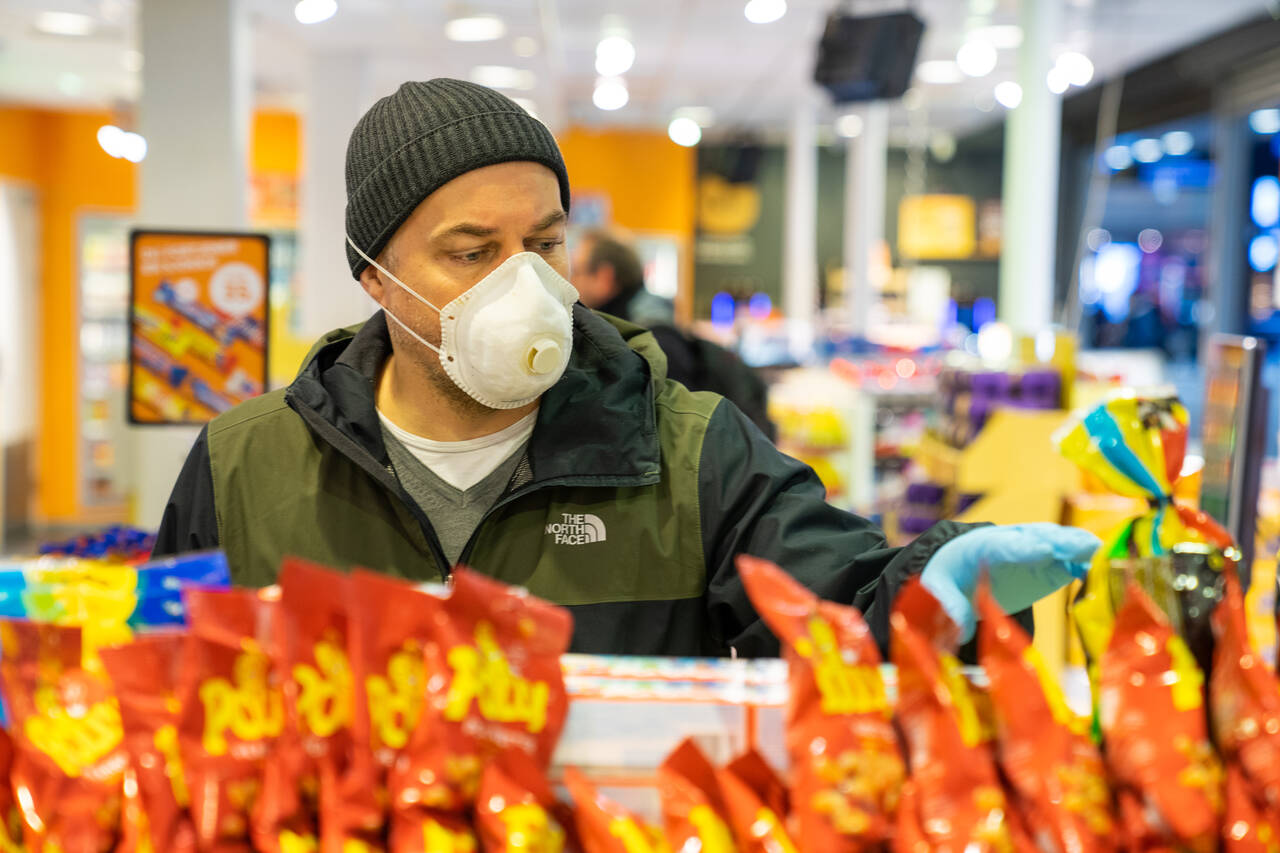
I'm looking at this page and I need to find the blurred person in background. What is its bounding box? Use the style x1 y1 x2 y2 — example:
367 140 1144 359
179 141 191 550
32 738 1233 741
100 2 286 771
573 229 777 440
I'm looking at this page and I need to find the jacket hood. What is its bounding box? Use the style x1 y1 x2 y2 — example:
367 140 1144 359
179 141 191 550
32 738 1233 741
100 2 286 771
284 305 663 486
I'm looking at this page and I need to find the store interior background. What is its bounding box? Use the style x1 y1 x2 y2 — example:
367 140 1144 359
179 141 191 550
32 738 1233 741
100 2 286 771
2 0 1280 555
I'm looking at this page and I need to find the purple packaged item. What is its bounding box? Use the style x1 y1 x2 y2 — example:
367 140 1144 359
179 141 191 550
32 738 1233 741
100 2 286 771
969 371 1012 402
1018 370 1061 409
905 482 947 506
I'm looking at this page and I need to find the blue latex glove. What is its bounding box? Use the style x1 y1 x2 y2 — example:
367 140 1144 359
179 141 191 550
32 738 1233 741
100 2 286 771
920 523 1102 641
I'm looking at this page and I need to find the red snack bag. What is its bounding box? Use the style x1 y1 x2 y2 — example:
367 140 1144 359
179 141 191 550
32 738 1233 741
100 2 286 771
736 556 903 850
716 751 797 853
1099 582 1223 852
474 751 569 853
1211 566 1280 814
565 767 670 853
889 578 1021 852
1224 763 1280 852
977 585 1117 852
255 558 354 853
100 633 197 853
342 570 445 852
658 739 738 853
390 810 477 853
0 728 24 850
0 620 125 853
177 586 284 853
391 568 572 814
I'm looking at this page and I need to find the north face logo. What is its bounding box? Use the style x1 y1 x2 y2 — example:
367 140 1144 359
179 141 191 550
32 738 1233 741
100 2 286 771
545 513 607 545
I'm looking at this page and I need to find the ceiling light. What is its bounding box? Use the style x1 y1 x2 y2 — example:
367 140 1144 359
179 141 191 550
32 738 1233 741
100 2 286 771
1161 130 1194 156
445 14 505 41
595 36 636 77
994 81 1022 109
668 117 702 147
956 41 998 77
916 60 964 84
35 11 95 36
967 24 1023 49
513 36 539 57
592 77 629 111
1131 137 1163 163
1047 66 1069 95
930 132 957 162
1250 108 1280 135
122 50 143 73
469 65 536 90
744 0 786 25
97 125 124 156
294 0 337 24
1055 51 1093 86
835 113 864 138
97 125 146 162
1103 144 1133 171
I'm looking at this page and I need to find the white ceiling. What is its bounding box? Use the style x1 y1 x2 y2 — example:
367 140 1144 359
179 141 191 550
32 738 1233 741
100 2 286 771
0 0 1271 141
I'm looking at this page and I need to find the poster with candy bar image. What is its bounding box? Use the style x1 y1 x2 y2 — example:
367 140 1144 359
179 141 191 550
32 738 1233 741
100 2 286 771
128 229 270 424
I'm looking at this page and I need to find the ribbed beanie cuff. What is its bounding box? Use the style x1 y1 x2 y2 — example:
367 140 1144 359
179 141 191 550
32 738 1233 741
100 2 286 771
344 79 571 279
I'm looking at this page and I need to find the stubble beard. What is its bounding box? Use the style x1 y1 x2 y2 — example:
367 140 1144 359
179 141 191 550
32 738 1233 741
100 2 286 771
385 316 499 419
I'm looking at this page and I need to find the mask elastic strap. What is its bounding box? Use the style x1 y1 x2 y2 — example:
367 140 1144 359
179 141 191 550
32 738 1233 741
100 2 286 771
346 234 446 315
346 234 448 359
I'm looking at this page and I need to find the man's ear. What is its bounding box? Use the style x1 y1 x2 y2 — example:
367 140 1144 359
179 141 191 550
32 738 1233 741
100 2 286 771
358 265 387 306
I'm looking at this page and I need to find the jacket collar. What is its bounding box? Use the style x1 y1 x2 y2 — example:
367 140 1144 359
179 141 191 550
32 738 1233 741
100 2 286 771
284 305 662 486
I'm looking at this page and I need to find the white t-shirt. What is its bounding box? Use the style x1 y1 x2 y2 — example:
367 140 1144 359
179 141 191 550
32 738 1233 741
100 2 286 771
376 409 538 491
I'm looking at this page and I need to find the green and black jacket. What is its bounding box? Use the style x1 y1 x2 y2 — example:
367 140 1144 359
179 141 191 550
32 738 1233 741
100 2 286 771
153 307 975 656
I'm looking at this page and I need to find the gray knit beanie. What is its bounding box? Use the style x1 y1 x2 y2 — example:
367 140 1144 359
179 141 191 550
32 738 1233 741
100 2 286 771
344 79 571 279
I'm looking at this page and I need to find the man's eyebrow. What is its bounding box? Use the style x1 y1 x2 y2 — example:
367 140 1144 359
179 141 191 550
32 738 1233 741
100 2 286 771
528 210 568 232
433 222 499 240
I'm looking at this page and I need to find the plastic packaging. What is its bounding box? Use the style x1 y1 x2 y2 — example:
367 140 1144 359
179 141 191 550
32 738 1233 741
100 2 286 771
565 768 669 853
716 750 797 853
474 752 569 853
658 739 738 853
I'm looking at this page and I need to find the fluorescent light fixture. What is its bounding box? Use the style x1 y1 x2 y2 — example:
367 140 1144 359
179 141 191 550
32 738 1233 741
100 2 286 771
513 36 539 57
994 81 1022 109
595 36 636 76
1102 144 1133 171
956 40 998 77
1130 137 1163 163
1055 51 1093 86
1161 130 1194 156
35 11 95 36
469 65 536 90
744 0 786 25
592 77 629 111
294 0 337 24
1047 66 1069 94
1250 108 1280 135
668 117 702 147
445 14 505 41
968 24 1022 49
916 60 964 84
835 113 864 138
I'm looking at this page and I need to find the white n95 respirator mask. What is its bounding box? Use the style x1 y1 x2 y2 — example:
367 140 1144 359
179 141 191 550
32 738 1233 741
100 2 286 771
347 236 579 410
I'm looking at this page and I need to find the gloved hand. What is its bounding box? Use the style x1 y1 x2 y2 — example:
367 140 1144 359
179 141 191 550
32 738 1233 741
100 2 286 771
920 522 1101 641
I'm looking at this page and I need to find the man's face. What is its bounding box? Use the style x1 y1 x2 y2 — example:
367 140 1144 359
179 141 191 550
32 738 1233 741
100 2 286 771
359 161 568 407
570 237 613 309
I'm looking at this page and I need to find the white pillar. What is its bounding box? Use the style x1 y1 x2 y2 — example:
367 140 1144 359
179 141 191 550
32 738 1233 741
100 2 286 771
299 53 379 338
998 0 1063 334
783 93 820 359
845 103 889 339
132 0 251 529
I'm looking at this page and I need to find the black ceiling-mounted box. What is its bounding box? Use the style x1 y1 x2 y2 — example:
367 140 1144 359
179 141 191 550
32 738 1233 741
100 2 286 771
813 10 926 103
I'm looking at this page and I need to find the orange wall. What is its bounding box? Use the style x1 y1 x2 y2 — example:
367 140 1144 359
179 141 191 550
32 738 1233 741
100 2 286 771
0 106 301 522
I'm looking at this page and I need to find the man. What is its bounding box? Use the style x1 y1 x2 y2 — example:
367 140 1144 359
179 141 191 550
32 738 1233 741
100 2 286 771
572 230 776 440
154 79 1097 656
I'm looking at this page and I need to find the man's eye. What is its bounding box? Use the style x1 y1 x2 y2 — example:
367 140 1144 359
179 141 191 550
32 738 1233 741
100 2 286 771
456 250 486 263
537 240 563 252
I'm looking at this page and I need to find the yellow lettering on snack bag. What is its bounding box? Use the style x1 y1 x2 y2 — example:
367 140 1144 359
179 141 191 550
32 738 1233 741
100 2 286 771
342 842 382 853
23 686 123 777
153 723 190 807
608 818 672 853
199 645 284 756
1021 646 1089 735
444 622 550 733
496 803 566 852
688 805 737 853
748 808 798 853
423 817 478 852
278 830 318 853
293 638 352 738
365 644 424 750
937 653 984 748
793 617 889 716
1166 635 1205 712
